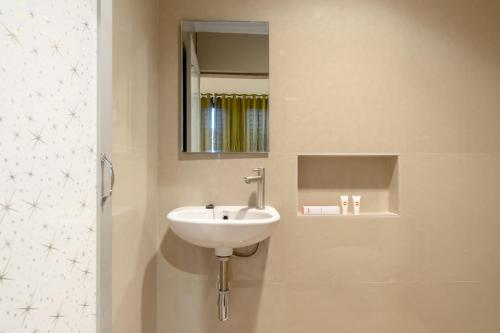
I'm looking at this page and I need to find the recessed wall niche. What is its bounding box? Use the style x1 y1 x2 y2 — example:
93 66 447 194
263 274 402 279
297 154 400 217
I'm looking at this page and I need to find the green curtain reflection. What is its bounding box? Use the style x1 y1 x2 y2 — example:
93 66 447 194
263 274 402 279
200 93 268 152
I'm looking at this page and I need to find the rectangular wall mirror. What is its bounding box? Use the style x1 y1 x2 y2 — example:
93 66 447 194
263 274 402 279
180 20 269 153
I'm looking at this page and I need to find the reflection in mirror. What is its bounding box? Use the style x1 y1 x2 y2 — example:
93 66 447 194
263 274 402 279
181 21 269 153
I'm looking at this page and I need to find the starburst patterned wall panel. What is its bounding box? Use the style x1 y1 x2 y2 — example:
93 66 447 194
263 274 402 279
0 1 97 332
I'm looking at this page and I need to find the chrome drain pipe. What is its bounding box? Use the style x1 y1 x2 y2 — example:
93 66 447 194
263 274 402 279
217 256 230 321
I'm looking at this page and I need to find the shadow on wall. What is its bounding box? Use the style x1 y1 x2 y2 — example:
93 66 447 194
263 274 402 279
112 207 158 333
160 228 270 333
141 255 157 333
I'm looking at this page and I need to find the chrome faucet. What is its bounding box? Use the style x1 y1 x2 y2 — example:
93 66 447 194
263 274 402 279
243 168 265 209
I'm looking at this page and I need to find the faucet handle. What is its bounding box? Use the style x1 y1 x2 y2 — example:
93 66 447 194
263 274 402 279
253 167 264 175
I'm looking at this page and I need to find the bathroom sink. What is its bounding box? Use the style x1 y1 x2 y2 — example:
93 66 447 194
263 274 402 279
166 206 280 256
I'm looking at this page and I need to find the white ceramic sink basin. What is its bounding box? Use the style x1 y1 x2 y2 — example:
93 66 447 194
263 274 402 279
167 206 280 256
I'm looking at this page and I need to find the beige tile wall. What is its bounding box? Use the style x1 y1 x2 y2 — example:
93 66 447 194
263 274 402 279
112 0 159 332
157 0 500 332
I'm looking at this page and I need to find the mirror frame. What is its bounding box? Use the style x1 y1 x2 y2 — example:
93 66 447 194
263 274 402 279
179 20 270 154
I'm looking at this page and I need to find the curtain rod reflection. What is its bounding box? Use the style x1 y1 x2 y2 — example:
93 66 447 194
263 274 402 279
201 93 268 98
